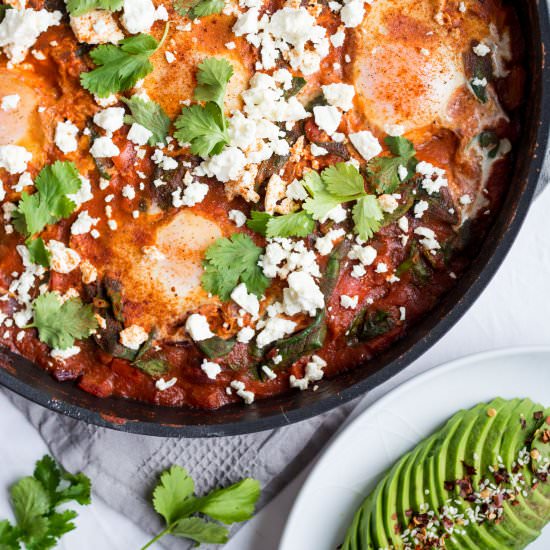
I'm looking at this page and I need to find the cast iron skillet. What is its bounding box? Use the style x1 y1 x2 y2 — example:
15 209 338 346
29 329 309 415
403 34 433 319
1 1 549 437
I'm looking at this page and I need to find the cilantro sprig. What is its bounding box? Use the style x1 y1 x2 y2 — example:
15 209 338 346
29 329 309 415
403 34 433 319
28 293 98 350
12 161 82 267
81 29 169 98
366 136 417 194
174 0 225 19
303 163 384 240
247 210 315 238
174 57 233 157
142 465 260 549
201 233 269 301
0 455 91 550
122 96 171 146
66 0 123 16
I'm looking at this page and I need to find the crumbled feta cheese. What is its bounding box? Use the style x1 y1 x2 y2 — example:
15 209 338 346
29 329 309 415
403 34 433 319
460 194 472 205
416 161 448 195
71 211 99 235
414 200 429 218
322 204 347 223
286 179 308 201
0 145 32 174
398 216 409 233
47 240 81 274
315 228 345 256
349 130 382 161
340 294 358 309
121 0 167 34
473 42 491 57
340 0 365 28
127 122 153 146
283 271 325 317
351 264 366 278
198 146 247 182
230 380 255 404
330 30 345 48
93 107 125 133
313 105 342 136
289 354 327 391
228 209 247 227
156 377 177 391
231 283 260 316
119 324 148 350
165 50 176 63
348 243 377 265
310 143 328 156
414 226 440 251
1 93 20 111
399 306 406 321
80 260 98 284
375 262 388 274
90 136 120 158
237 326 255 343
121 184 136 200
51 346 81 361
256 316 297 348
0 8 62 64
378 194 398 214
171 173 209 207
55 120 79 154
201 359 221 380
70 10 124 44
262 365 277 380
322 83 355 111
398 165 409 181
185 313 214 341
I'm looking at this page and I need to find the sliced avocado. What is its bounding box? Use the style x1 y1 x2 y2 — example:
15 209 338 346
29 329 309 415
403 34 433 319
342 398 550 550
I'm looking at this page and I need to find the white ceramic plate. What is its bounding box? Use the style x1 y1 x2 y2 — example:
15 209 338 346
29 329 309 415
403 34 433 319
280 347 550 550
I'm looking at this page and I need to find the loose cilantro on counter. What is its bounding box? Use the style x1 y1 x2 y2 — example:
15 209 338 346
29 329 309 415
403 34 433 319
174 0 225 19
28 293 98 350
66 0 123 16
303 163 384 240
201 233 269 301
142 465 261 549
12 161 82 267
174 57 233 157
0 455 91 550
81 30 168 97
122 96 171 146
366 136 417 194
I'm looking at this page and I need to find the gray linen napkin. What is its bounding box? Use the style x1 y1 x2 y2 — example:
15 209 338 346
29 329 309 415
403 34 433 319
6 389 355 548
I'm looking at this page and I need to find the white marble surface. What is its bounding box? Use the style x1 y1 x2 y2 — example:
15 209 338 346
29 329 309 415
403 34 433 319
1 188 550 549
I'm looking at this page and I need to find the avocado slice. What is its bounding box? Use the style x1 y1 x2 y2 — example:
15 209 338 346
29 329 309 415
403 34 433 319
342 398 550 550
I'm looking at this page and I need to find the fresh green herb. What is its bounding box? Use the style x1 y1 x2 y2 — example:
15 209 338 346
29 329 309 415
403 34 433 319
26 238 51 268
13 161 81 239
174 0 225 19
66 0 123 16
478 131 500 158
28 293 98 350
247 210 315 238
352 196 384 241
303 163 383 241
464 49 493 104
283 76 307 99
366 136 417 194
134 358 170 377
201 233 269 301
0 455 91 550
142 465 260 549
122 96 171 146
81 31 167 98
174 57 233 157
347 308 396 345
197 336 236 359
396 241 432 284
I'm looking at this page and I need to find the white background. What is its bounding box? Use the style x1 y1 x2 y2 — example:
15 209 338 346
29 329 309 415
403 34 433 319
1 188 549 549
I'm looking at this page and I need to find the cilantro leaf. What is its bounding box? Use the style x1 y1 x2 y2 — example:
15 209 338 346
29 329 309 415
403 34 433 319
201 234 269 301
81 34 161 98
174 57 233 156
13 161 81 238
352 195 384 241
172 517 228 544
174 103 229 157
143 465 260 549
29 293 98 350
174 0 225 19
321 163 365 197
134 358 170 377
66 0 123 16
194 57 234 108
302 169 351 221
247 210 315 238
198 479 261 523
26 238 51 268
2 455 91 550
153 466 195 525
366 136 417 194
122 96 170 146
